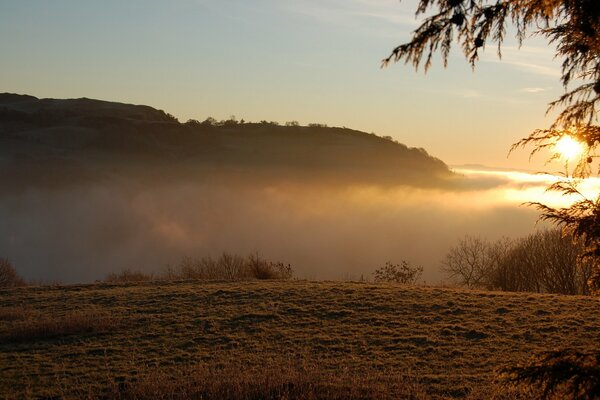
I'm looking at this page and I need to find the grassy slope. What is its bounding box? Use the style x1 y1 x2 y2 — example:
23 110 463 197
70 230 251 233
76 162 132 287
1 281 600 399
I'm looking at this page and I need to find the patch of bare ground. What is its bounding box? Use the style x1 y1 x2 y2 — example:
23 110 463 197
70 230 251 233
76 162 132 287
1 281 599 399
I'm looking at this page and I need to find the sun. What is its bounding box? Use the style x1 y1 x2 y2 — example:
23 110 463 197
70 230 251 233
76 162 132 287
554 136 584 161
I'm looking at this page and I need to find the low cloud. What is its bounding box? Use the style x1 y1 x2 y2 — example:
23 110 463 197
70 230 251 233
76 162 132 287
520 87 548 93
2 166 582 284
281 0 417 34
481 45 561 78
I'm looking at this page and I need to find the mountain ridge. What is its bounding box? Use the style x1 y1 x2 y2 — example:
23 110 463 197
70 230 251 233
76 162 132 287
0 93 455 188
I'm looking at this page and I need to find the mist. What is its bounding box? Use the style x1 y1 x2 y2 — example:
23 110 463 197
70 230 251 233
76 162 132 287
0 167 561 284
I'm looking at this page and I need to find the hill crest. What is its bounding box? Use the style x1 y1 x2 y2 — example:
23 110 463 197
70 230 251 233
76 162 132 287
0 93 454 188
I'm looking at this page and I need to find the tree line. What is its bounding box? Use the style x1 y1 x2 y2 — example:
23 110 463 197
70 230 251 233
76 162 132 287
442 229 592 295
183 116 328 129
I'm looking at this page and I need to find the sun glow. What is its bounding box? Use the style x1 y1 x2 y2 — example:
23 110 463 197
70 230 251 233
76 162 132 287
554 136 584 161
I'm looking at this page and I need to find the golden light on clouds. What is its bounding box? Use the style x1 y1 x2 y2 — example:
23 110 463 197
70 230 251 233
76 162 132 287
455 168 600 209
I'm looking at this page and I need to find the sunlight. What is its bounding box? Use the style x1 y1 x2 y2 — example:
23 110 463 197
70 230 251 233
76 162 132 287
455 168 600 209
554 136 584 161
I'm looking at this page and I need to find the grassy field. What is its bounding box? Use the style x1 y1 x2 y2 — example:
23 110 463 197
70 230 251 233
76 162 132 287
1 280 600 399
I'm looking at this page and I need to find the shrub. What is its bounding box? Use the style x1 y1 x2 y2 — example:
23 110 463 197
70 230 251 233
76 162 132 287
373 261 423 284
492 229 591 295
104 269 154 283
219 253 248 280
246 253 278 280
271 261 294 280
245 253 293 280
166 253 246 281
441 229 591 295
160 253 294 282
0 258 25 288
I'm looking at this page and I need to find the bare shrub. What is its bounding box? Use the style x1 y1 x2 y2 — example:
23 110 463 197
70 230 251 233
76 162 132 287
270 261 293 280
0 309 119 342
441 236 501 289
0 258 25 288
174 256 211 280
161 253 294 282
491 230 591 295
442 230 591 295
373 261 423 284
219 253 248 280
104 254 295 283
104 269 154 283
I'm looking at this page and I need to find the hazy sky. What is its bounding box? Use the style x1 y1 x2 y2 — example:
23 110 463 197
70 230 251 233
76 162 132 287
0 0 564 168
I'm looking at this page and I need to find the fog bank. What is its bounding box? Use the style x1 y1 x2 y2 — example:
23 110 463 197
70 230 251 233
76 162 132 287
0 167 562 284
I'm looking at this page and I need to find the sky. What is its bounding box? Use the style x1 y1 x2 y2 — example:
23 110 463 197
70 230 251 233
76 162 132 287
0 0 565 169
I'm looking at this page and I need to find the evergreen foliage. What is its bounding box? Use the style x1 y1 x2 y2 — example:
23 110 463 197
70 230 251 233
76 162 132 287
383 0 600 291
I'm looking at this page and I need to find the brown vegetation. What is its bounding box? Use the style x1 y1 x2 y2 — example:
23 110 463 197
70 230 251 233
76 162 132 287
104 269 155 283
0 308 119 343
80 359 427 400
442 229 591 295
0 258 25 288
373 261 423 284
106 253 293 283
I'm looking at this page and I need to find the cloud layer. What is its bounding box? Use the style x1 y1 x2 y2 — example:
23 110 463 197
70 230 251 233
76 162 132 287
2 166 581 284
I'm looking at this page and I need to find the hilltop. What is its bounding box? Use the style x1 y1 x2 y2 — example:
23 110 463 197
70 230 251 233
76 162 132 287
0 93 454 188
1 280 600 399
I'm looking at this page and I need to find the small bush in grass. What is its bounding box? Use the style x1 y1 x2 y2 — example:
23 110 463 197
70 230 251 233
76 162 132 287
0 258 25 288
104 269 154 283
246 253 277 279
373 261 423 284
270 260 293 280
246 253 292 280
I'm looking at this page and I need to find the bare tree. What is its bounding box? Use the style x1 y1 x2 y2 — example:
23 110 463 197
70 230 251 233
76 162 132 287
443 230 591 294
0 258 25 288
441 236 495 288
493 229 591 295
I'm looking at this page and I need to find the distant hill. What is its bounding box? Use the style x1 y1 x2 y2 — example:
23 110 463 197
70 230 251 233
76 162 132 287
0 93 455 188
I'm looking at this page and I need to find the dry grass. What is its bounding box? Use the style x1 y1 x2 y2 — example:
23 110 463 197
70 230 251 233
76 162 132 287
2 281 600 399
0 306 32 322
0 307 119 343
60 359 427 400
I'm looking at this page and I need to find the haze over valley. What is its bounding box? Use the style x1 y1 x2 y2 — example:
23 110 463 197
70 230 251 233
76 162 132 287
0 94 554 283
